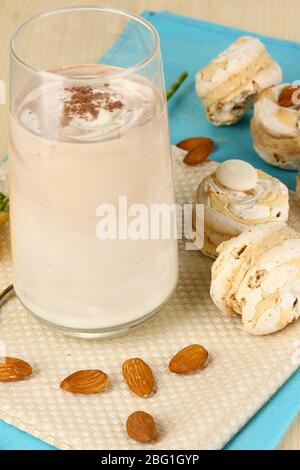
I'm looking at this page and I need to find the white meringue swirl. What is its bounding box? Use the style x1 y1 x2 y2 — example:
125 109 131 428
197 168 289 236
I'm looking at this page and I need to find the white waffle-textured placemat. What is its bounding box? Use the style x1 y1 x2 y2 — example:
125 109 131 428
0 147 299 450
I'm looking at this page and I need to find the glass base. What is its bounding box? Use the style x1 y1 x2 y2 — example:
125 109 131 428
14 285 177 340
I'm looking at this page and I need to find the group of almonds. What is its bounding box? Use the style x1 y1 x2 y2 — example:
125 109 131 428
177 136 215 166
0 343 208 444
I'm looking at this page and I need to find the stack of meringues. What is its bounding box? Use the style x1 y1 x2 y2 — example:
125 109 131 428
193 35 300 335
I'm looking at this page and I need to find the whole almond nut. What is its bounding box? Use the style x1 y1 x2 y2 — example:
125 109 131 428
122 358 154 397
182 139 215 166
169 344 208 374
60 369 109 394
176 137 215 152
0 357 32 382
278 85 300 108
126 411 157 443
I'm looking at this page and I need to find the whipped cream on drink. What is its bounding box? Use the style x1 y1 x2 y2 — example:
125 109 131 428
18 66 160 142
9 65 178 331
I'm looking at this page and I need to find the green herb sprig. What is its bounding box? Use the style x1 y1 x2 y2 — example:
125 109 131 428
0 192 9 212
166 71 188 101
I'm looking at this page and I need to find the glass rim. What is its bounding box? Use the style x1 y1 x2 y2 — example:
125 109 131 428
10 5 160 80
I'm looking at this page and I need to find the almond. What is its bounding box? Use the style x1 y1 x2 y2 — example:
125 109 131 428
126 411 157 443
122 358 154 397
278 85 300 108
60 369 109 394
179 138 215 166
176 137 214 152
168 344 208 374
0 357 32 382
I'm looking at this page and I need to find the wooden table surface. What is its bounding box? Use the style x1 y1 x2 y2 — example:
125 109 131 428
0 0 299 450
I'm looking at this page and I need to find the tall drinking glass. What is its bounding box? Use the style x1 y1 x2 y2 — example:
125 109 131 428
9 7 178 338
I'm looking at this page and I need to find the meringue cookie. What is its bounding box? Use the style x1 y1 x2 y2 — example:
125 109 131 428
196 36 282 126
211 223 300 335
251 84 300 169
196 162 289 258
211 223 296 315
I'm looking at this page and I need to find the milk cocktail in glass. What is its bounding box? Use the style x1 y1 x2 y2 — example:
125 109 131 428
9 7 178 337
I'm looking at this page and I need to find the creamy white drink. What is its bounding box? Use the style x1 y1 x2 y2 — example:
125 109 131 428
9 65 178 330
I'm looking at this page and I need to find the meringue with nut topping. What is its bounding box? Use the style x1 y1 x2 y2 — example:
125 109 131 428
196 160 289 258
251 83 300 169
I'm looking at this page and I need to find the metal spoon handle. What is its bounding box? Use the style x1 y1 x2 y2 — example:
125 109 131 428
0 284 15 305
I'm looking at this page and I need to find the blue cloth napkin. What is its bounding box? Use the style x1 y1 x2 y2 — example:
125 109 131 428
1 10 299 450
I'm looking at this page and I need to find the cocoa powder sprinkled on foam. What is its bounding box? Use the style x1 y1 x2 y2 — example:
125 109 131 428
61 85 124 127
